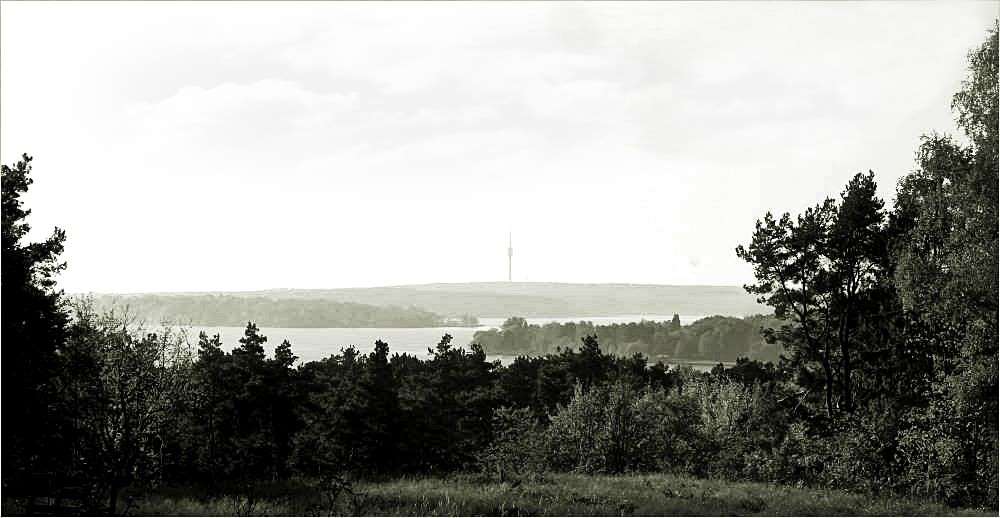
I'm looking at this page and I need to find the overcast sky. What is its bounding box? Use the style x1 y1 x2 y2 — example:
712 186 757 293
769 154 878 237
1 2 996 293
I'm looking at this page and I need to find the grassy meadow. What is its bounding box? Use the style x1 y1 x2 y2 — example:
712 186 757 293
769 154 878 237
108 473 991 516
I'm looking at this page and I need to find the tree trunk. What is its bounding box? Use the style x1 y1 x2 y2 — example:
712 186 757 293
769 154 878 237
820 344 835 418
108 483 120 516
839 317 853 413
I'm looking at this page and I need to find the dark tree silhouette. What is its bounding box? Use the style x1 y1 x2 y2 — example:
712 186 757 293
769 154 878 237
1 154 70 495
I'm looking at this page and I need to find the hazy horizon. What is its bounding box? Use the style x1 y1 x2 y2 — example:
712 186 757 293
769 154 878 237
3 2 995 293
76 280 757 296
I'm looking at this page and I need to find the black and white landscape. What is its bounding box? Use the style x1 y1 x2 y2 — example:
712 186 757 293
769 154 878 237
2 2 997 516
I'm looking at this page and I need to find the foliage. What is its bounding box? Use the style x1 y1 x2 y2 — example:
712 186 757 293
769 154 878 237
88 293 445 328
2 24 997 513
292 339 400 477
684 376 785 479
891 24 998 508
733 25 998 507
474 314 784 362
478 407 546 482
184 322 304 483
544 380 715 476
59 301 194 511
1 154 70 496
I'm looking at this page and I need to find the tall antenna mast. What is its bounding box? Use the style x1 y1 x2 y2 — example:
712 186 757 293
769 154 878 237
507 232 513 282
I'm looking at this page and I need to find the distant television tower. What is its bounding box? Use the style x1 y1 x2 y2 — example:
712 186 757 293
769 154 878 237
507 232 513 282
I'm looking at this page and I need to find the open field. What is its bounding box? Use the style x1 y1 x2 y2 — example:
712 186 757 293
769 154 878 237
111 473 990 516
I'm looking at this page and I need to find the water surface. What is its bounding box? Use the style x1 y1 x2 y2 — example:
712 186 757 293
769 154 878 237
182 314 713 368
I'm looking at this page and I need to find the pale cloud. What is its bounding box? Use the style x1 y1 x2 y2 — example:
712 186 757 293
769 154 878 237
130 80 357 140
1 1 996 293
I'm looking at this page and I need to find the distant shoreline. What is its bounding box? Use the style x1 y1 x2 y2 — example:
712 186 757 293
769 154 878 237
74 282 769 324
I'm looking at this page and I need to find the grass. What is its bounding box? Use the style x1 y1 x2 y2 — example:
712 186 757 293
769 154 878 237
111 472 995 516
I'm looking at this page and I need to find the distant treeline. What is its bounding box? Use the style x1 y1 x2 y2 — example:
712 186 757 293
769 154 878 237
84 294 475 328
195 282 769 318
473 315 784 362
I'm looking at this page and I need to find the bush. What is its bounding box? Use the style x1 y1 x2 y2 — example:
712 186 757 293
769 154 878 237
629 387 702 473
821 411 902 494
478 407 546 482
761 422 826 487
544 383 613 473
538 377 787 478
542 381 704 474
682 377 782 479
897 407 974 506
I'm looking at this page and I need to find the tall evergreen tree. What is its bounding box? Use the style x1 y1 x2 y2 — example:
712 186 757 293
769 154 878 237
737 201 840 417
1 154 70 494
362 340 401 473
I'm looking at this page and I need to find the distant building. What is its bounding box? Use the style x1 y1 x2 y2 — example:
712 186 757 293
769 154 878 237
508 233 513 282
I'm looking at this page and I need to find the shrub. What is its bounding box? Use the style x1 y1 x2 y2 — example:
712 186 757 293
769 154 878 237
629 387 702 473
762 422 826 487
897 408 972 506
683 377 781 479
542 381 704 474
821 411 902 494
544 383 611 473
478 407 546 482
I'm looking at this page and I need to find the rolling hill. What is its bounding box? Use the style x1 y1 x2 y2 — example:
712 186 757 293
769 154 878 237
90 282 770 319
